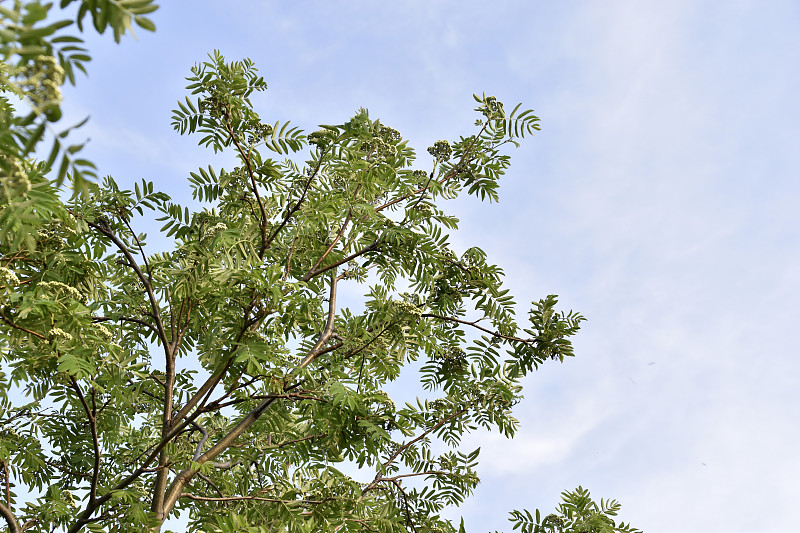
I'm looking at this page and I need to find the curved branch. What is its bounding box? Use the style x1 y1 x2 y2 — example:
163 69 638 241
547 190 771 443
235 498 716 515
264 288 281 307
91 315 159 336
297 271 339 369
0 502 21 533
190 421 209 462
160 273 341 518
389 478 419 533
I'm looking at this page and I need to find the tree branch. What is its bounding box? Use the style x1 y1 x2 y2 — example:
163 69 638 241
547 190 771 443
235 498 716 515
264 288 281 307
121 216 153 284
421 313 532 344
389 478 419 533
283 231 300 281
301 240 379 282
170 322 251 429
66 409 204 533
0 502 20 533
0 311 46 340
68 377 101 504
1 461 10 509
264 148 328 249
180 492 331 505
206 392 327 411
306 208 353 277
362 408 468 497
159 272 341 518
90 315 159 337
296 271 339 369
223 111 268 256
375 122 489 213
85 219 170 351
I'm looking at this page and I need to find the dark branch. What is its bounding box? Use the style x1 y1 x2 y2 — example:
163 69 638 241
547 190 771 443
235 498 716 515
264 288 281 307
421 313 532 344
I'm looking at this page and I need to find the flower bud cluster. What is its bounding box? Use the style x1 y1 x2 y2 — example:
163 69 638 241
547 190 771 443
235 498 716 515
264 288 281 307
390 299 423 325
429 398 449 412
246 121 274 144
17 55 65 115
412 169 429 184
480 96 505 119
308 129 333 147
62 490 78 508
427 140 452 162
379 126 401 142
201 221 227 242
199 90 227 118
415 203 433 217
361 137 397 159
435 346 467 375
0 154 31 197
36 222 75 250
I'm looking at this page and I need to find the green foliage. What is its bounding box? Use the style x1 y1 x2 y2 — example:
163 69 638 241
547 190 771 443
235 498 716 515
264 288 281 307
506 487 642 533
0 0 157 231
0 6 639 533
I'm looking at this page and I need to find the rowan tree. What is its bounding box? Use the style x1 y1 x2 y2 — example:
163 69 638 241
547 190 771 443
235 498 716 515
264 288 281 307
0 3 639 532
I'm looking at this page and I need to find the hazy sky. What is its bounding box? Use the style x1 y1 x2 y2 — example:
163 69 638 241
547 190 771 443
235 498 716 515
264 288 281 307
60 2 800 531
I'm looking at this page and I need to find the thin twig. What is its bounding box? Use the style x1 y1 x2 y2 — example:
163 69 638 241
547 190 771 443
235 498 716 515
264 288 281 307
68 377 101 504
264 147 329 249
307 208 353 277
420 313 531 344
223 112 268 257
301 241 379 282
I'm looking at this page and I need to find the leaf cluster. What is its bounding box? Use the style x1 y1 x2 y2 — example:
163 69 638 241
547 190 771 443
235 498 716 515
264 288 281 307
505 487 642 533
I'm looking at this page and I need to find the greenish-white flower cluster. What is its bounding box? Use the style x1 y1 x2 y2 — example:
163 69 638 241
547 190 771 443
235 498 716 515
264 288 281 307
38 280 83 301
202 221 227 241
379 125 401 142
308 129 335 148
91 323 114 341
0 266 20 286
198 90 227 118
412 169 430 184
246 121 274 144
50 327 73 341
391 299 423 319
62 490 78 508
361 137 397 159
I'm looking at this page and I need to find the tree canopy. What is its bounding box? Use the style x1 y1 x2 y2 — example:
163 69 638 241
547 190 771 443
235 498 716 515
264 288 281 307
0 3 639 532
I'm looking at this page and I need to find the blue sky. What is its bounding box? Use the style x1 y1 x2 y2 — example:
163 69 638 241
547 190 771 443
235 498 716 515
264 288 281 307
59 1 800 531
